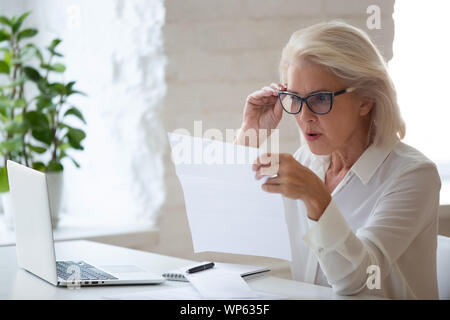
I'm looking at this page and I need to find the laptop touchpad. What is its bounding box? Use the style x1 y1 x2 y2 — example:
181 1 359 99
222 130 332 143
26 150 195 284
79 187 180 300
100 265 147 274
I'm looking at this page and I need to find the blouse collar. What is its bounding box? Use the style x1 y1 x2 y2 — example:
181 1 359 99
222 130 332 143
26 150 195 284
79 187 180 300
306 139 400 186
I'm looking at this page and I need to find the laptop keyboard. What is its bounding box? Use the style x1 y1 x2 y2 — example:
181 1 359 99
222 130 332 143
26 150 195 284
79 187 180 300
56 261 118 281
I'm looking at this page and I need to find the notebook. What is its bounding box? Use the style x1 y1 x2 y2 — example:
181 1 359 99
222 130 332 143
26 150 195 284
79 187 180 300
162 262 270 282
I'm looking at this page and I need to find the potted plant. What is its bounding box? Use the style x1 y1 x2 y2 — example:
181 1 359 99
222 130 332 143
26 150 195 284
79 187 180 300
0 12 86 229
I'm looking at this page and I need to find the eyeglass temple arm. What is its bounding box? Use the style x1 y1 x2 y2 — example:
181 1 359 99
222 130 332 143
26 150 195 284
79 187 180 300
334 87 356 96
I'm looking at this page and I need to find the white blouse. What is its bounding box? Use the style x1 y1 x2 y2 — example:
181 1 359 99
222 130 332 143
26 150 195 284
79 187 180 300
284 139 441 299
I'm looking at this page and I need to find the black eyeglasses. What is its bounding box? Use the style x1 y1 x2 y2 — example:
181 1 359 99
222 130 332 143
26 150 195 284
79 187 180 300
278 87 355 115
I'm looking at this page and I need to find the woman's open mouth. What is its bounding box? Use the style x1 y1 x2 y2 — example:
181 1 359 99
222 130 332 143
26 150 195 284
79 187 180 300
305 133 322 141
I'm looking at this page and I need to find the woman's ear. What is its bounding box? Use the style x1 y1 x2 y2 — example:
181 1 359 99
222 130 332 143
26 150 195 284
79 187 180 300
359 99 374 116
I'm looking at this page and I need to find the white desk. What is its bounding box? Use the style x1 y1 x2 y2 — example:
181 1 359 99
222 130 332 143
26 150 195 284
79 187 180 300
0 240 377 300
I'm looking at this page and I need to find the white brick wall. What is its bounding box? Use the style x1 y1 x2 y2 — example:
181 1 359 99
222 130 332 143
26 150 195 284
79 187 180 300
154 0 395 278
165 0 324 22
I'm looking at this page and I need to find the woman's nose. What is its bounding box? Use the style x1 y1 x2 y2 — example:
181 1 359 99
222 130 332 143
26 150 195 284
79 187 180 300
296 103 317 123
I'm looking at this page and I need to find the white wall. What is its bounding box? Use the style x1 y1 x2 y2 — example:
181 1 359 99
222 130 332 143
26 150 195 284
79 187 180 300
153 0 395 278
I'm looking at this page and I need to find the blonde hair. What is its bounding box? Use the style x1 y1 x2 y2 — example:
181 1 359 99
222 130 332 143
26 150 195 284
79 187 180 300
279 20 405 147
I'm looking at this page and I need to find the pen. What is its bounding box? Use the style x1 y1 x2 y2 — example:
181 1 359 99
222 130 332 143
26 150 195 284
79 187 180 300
187 262 215 274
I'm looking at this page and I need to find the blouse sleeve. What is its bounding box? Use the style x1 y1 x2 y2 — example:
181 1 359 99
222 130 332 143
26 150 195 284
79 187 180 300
302 162 441 295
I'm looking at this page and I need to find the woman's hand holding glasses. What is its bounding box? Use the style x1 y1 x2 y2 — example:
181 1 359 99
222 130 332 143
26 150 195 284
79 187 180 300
235 82 287 147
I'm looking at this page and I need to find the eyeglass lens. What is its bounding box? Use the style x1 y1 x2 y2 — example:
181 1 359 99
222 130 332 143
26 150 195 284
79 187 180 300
279 92 332 114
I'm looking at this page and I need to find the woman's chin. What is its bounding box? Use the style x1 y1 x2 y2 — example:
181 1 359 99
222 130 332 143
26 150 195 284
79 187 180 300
307 142 331 156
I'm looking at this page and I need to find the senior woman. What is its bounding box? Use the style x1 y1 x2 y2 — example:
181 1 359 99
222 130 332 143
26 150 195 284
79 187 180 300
235 21 441 299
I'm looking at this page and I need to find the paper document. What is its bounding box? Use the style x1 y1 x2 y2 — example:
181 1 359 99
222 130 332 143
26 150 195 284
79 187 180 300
103 285 284 300
184 268 259 299
168 133 291 261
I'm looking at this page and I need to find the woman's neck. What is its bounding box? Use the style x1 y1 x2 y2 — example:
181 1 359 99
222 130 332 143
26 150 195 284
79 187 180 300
329 119 373 174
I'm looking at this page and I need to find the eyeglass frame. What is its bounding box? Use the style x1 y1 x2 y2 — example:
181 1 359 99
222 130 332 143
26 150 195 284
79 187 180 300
277 87 356 115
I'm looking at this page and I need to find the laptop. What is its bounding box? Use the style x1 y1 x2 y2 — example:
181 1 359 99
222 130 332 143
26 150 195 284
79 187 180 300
6 160 166 287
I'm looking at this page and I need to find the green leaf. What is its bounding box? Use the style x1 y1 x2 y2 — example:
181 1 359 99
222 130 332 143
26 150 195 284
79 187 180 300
0 16 11 27
36 79 59 99
65 81 87 96
49 82 66 95
36 78 52 95
4 121 28 135
32 161 46 172
40 63 65 73
0 60 9 74
48 38 62 51
46 104 57 112
27 144 47 154
2 49 12 66
69 89 87 96
41 63 52 71
64 107 86 124
40 63 52 70
66 81 76 91
58 142 71 151
0 167 9 193
0 30 9 42
59 149 67 159
13 113 23 122
36 96 53 110
57 122 69 130
23 66 41 81
0 137 23 153
12 11 31 33
69 156 80 168
17 28 37 41
67 127 86 150
47 161 63 172
24 111 50 129
11 98 26 109
51 63 65 73
31 128 52 145
0 95 11 109
46 38 63 58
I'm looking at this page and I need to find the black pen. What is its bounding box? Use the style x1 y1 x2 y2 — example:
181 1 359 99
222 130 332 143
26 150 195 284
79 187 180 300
187 262 215 274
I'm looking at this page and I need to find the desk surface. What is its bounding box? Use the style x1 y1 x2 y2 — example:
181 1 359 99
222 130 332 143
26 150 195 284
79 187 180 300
0 240 375 300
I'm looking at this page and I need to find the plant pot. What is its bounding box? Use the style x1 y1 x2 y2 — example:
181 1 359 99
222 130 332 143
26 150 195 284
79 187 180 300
1 171 64 230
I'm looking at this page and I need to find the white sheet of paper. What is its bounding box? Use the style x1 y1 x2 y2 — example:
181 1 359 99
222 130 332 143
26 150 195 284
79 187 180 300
103 286 203 300
103 285 285 300
168 133 291 261
183 267 258 299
